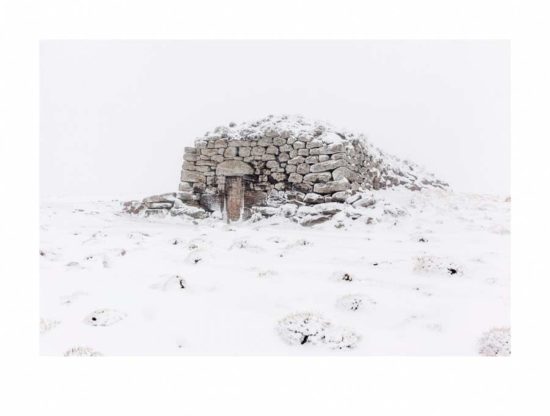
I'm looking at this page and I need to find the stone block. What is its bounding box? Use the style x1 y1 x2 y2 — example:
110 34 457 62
320 143 345 154
183 153 198 162
332 166 359 182
215 160 254 176
279 152 290 162
306 140 323 149
288 173 303 183
182 161 196 171
288 156 305 165
279 144 293 153
303 193 325 204
181 170 206 183
296 163 310 175
309 159 347 173
224 147 238 157
313 178 351 194
258 137 272 146
270 172 286 182
238 147 251 157
201 148 219 157
213 139 228 148
251 146 265 156
303 172 332 183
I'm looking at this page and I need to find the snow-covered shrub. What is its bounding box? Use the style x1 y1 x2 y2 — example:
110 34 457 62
229 239 264 252
150 274 187 291
332 270 354 282
322 326 361 350
413 255 463 276
277 312 331 345
60 291 88 305
84 309 127 327
478 327 511 357
185 249 211 265
40 318 60 334
187 238 209 251
256 269 277 279
63 346 103 357
336 294 373 311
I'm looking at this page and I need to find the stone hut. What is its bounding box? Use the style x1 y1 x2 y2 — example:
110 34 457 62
177 115 447 222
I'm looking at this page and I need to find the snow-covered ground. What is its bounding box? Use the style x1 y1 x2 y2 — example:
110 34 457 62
40 189 510 355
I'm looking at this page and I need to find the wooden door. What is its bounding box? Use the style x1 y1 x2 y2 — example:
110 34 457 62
225 176 244 222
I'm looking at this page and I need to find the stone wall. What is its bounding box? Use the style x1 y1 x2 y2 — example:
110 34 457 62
128 116 447 218
180 134 370 214
177 115 448 218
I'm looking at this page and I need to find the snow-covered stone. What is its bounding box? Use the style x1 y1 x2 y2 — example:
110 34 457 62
84 309 127 327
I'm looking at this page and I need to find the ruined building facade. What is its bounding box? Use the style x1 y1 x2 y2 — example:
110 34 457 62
176 115 447 221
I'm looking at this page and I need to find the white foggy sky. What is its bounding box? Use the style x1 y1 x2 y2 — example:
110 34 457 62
40 40 509 198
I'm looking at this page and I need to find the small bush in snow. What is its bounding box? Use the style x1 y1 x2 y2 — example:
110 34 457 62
277 312 331 346
332 270 354 282
64 346 103 357
187 238 209 251
276 312 361 350
322 326 361 350
229 239 264 252
337 294 366 311
185 249 210 265
40 318 60 334
150 274 187 291
413 255 462 276
256 269 277 279
478 327 511 357
84 308 127 327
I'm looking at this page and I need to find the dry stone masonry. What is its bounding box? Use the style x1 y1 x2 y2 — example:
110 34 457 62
124 115 448 222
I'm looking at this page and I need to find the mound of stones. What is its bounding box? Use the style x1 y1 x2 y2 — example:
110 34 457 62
123 114 448 223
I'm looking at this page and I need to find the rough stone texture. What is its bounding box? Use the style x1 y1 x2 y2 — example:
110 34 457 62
215 160 254 176
170 114 447 221
332 166 359 182
303 193 325 204
303 172 332 183
313 179 351 194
